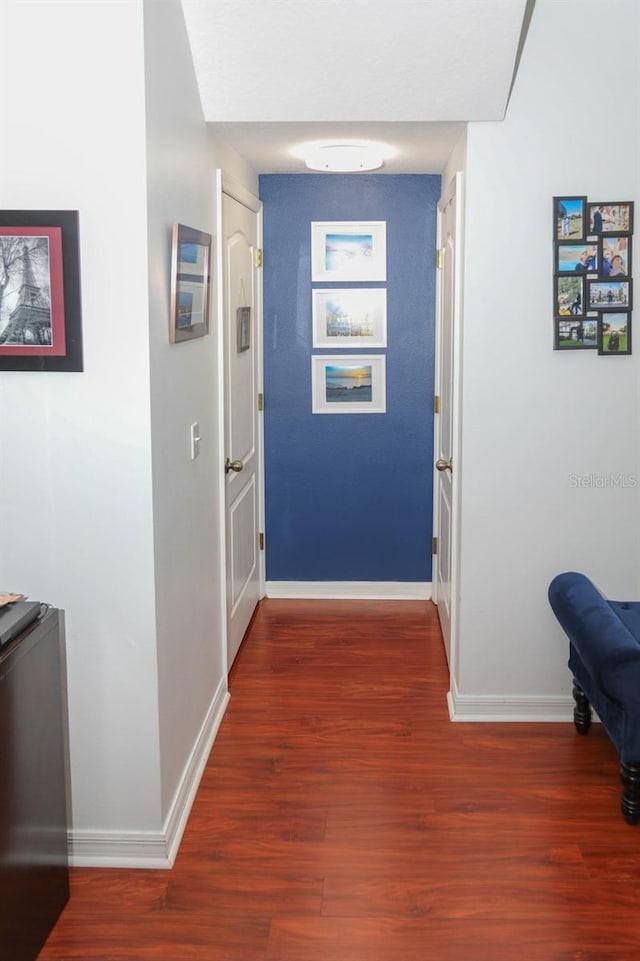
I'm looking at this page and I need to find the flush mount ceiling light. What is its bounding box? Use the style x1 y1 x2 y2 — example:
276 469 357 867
293 140 394 173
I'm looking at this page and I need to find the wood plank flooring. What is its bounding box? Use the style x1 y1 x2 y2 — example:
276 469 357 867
39 599 640 960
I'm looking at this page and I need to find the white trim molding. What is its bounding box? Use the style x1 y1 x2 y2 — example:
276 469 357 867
447 676 574 722
69 680 230 869
265 581 432 601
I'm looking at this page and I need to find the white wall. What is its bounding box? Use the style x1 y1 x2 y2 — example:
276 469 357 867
454 0 640 713
143 0 257 829
0 1 161 834
442 127 467 198
0 0 259 864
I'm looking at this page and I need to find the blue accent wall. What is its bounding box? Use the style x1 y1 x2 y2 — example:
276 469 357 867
260 174 439 582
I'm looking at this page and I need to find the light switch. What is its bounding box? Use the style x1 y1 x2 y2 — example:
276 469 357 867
190 422 200 460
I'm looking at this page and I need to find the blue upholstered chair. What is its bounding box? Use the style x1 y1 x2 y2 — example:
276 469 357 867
548 570 640 824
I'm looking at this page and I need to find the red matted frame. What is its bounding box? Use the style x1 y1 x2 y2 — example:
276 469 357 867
0 210 83 371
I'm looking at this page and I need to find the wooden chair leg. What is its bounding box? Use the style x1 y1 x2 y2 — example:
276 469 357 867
620 762 640 825
572 678 592 734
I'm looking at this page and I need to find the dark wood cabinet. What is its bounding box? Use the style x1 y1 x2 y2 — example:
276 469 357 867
0 607 69 961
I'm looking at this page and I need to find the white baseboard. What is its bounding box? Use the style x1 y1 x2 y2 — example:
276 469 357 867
69 679 230 869
265 581 432 600
164 678 230 865
447 677 574 722
68 830 173 870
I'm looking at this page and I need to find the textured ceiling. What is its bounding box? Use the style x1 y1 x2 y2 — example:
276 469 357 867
180 0 533 173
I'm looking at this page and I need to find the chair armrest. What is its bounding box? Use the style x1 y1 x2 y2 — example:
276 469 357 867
549 571 640 705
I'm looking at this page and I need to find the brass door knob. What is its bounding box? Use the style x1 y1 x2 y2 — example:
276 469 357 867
435 458 453 473
225 457 244 474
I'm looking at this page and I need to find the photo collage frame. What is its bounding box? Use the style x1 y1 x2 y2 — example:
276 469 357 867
310 221 387 413
553 197 634 355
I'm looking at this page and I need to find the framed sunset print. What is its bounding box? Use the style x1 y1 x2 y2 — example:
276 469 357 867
311 354 386 413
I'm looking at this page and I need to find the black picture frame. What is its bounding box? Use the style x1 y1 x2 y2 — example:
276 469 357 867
554 314 598 350
555 240 599 275
554 196 587 242
587 202 634 238
598 312 632 356
0 209 83 371
555 274 586 318
599 235 632 279
587 278 633 312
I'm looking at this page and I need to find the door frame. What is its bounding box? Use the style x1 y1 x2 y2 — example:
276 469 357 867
214 169 265 675
433 171 464 709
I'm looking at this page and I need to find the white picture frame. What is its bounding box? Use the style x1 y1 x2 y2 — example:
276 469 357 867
312 288 387 348
311 221 387 282
311 354 386 414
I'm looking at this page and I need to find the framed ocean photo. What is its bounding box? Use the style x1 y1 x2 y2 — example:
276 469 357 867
311 221 386 281
311 354 386 413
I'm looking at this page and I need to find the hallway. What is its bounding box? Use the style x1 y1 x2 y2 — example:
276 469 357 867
41 599 638 960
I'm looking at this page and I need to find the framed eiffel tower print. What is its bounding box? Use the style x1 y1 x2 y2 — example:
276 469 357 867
0 210 83 371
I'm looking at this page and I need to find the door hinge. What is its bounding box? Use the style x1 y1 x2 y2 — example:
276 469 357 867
255 248 263 268
432 536 438 555
258 532 265 551
436 248 445 270
433 394 440 414
257 392 264 411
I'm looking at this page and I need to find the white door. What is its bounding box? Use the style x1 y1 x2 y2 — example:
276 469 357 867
433 173 462 670
221 184 263 668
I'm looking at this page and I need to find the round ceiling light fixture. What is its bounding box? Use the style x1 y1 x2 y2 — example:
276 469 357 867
294 140 393 173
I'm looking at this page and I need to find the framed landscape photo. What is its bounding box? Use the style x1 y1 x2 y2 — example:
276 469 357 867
170 223 212 343
311 221 386 282
555 241 598 275
587 279 632 311
598 312 631 355
0 209 83 371
555 274 585 317
312 288 387 348
588 202 634 237
554 196 586 241
311 354 386 414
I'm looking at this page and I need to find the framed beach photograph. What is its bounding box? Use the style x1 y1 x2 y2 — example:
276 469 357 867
170 223 212 343
311 354 386 414
600 235 631 278
598 313 631 355
0 209 83 371
555 274 585 317
554 314 598 350
555 241 598 274
554 196 586 241
588 202 634 237
311 221 386 282
312 288 387 348
587 279 632 311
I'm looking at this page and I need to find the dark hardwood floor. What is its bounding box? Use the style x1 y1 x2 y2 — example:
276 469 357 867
40 599 640 960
